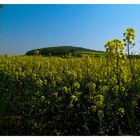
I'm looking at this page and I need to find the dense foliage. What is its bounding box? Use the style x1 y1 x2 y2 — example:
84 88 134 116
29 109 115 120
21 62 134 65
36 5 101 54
0 4 3 8
25 46 104 57
0 28 140 135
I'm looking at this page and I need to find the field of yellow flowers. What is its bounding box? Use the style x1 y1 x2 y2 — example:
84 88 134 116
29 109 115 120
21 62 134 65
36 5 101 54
0 28 140 135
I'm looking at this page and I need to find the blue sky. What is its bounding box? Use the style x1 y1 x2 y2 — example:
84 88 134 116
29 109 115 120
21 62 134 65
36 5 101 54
0 4 140 55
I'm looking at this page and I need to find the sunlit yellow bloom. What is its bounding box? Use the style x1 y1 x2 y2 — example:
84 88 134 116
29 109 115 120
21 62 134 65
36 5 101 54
91 105 97 112
62 86 68 93
40 95 45 103
117 108 125 117
72 81 80 90
131 100 138 108
86 82 96 92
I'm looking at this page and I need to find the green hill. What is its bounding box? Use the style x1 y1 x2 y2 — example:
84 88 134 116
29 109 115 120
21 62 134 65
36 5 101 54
25 46 105 57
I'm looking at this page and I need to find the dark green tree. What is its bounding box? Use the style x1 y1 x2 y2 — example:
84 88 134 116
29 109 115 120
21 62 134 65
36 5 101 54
0 4 3 8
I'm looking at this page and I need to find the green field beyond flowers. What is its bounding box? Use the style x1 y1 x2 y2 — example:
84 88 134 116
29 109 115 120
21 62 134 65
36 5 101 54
0 28 140 135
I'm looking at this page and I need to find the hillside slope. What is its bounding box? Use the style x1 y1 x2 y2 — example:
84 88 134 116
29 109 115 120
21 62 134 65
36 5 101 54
25 46 105 57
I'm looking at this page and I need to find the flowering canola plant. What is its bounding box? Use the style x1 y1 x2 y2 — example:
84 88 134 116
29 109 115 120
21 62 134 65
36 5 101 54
0 28 140 136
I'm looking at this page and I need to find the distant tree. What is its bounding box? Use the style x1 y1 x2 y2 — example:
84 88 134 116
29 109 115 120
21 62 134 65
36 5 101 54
0 4 3 8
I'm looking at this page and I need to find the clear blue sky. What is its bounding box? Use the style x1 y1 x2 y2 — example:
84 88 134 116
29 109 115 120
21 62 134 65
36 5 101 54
0 4 140 55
